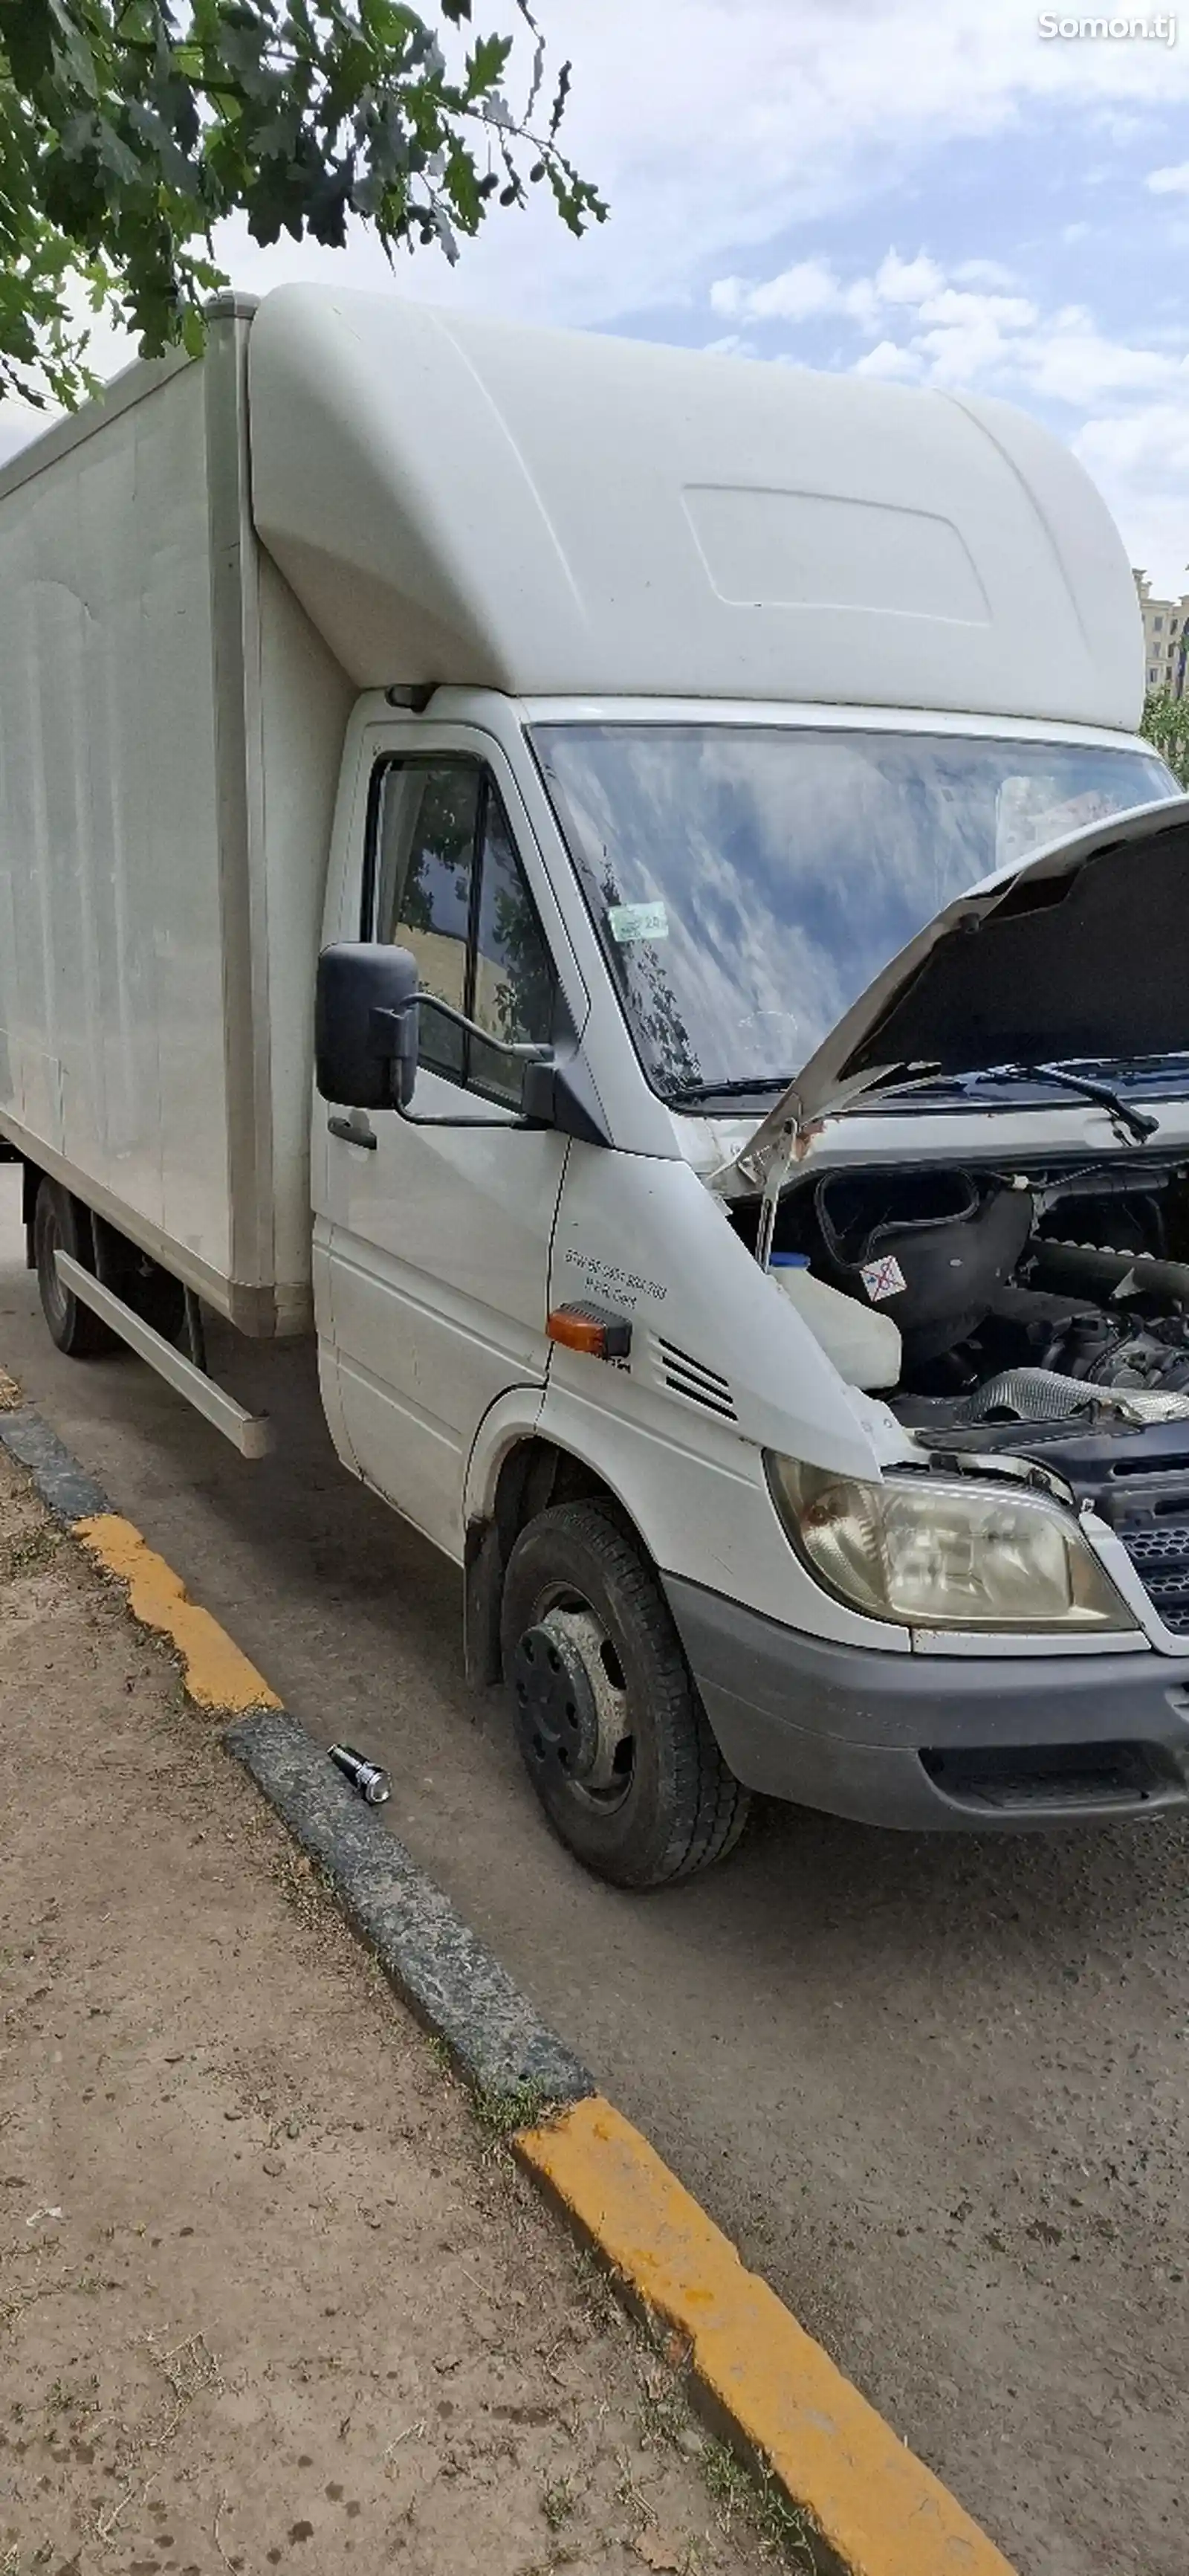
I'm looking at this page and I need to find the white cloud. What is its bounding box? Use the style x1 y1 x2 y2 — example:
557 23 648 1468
705 257 1046 389
1147 162 1189 194
852 339 922 381
840 277 883 335
915 310 1020 387
1092 108 1150 146
1077 404 1189 487
707 277 746 320
953 257 1017 288
872 249 945 305
705 248 1005 342
1075 404 1189 597
875 277 1186 415
1024 326 1179 404
716 258 843 324
916 287 1039 329
714 238 1189 429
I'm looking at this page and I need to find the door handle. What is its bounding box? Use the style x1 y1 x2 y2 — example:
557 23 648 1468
327 1114 377 1150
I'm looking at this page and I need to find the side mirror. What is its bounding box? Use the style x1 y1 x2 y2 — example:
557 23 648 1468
315 943 419 1111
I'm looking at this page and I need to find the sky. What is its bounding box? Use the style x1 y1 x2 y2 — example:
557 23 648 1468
5 0 1189 590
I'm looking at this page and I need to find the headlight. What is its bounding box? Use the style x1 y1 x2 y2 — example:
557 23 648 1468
767 1459 1136 1633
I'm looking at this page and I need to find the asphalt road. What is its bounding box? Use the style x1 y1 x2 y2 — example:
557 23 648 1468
2 1169 1185 2576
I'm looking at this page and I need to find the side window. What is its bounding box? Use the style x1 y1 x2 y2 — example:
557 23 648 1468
470 795 557 1103
369 757 555 1103
373 761 482 1080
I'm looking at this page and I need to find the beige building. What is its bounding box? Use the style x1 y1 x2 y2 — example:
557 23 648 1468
1134 568 1189 698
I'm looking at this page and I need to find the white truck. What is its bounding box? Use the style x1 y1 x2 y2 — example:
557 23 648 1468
4 282 1189 1887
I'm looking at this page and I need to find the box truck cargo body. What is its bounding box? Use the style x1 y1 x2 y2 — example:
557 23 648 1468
5 285 1189 1885
0 308 351 1335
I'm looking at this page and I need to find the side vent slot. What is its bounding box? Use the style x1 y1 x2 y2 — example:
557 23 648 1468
654 1335 738 1422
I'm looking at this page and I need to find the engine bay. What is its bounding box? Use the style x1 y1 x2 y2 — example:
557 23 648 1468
742 1152 1189 1442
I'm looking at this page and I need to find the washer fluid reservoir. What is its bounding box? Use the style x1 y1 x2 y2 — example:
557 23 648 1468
769 1253 901 1391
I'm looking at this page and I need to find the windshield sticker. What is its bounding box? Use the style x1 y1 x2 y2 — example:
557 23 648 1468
861 1255 907 1305
607 901 670 944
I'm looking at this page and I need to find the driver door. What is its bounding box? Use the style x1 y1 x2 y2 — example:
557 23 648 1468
320 732 568 1558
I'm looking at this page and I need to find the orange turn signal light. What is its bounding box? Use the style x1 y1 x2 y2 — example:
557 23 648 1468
547 1302 632 1361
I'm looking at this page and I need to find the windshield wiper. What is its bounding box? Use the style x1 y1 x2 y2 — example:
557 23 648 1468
667 1076 792 1105
957 1061 1159 1145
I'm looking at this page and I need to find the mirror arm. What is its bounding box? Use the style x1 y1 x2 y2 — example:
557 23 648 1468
370 994 552 1114
409 992 553 1064
368 987 612 1147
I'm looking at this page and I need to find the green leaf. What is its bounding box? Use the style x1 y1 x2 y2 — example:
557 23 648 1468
548 53 571 138
464 30 511 99
1 1 58 87
93 116 143 184
45 0 102 100
0 0 605 406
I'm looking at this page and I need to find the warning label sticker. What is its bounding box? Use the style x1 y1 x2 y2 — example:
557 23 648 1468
860 1255 907 1305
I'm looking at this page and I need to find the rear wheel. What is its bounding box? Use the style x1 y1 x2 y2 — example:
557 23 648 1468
501 1498 750 1889
121 1256 185 1344
33 1180 117 1359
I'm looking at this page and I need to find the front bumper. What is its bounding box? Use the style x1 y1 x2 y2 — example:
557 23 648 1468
663 1575 1189 1830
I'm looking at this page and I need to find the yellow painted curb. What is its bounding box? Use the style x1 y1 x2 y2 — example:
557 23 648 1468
516 2096 1018 2576
73 1512 281 1715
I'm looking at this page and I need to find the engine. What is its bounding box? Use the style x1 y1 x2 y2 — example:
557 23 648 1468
774 1160 1189 1432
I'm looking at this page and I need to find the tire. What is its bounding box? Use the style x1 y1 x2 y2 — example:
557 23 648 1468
501 1499 750 1889
33 1180 118 1359
122 1258 185 1344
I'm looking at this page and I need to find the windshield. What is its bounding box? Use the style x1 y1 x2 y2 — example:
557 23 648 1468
532 724 1176 1103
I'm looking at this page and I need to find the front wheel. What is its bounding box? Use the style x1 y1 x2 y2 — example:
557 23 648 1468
501 1499 750 1889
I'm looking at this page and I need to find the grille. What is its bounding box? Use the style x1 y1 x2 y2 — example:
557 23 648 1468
652 1336 737 1422
1117 1521 1189 1636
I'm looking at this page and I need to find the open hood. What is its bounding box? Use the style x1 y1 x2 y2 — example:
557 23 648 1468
728 793 1189 1193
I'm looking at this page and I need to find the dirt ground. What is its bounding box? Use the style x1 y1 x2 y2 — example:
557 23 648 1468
6 1190 1189 2576
0 1448 782 2576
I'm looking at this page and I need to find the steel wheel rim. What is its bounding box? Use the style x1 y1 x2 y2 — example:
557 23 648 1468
514 1581 635 1813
